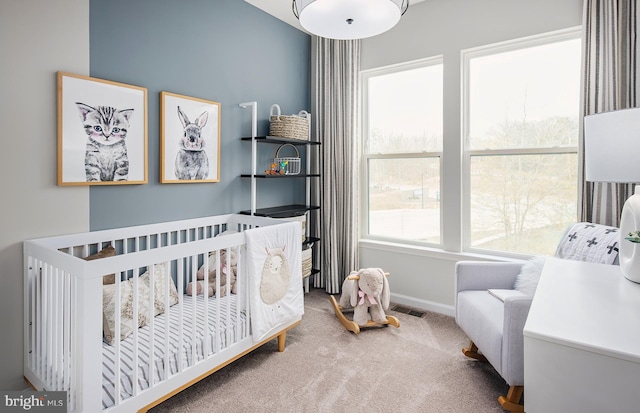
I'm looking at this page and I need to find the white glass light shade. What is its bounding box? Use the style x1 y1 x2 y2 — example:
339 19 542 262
295 0 406 40
584 107 640 183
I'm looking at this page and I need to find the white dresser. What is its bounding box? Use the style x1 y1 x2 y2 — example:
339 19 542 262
523 257 640 412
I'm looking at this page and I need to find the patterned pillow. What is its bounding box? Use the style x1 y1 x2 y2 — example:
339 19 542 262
555 222 619 265
102 277 151 345
102 263 179 345
141 263 179 317
84 244 117 284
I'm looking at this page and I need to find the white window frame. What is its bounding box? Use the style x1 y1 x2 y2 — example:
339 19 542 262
361 56 444 247
461 27 581 257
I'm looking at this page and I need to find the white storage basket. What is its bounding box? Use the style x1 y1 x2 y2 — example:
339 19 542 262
302 247 313 278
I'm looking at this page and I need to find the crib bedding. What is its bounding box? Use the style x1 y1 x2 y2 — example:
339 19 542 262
101 294 247 409
245 221 304 341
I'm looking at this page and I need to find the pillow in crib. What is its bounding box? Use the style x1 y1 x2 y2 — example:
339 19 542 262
102 263 179 345
102 277 151 345
84 245 117 285
140 263 179 317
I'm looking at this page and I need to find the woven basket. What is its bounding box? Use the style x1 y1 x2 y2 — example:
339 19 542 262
269 104 309 141
302 247 313 278
274 144 301 175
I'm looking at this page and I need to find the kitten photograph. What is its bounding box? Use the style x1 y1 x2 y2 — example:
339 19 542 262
76 102 134 182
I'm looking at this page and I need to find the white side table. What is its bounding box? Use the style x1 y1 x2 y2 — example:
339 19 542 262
523 257 640 413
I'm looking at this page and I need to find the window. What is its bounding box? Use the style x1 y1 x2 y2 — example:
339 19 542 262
463 29 581 255
362 58 443 244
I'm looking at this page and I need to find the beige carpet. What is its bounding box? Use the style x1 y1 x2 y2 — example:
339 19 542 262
150 289 508 413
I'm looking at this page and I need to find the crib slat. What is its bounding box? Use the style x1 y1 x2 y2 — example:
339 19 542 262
234 249 241 344
242 246 251 339
74 270 103 413
29 260 37 370
69 276 77 413
204 252 212 357
48 265 55 387
148 264 155 387
177 257 184 373
225 247 232 347
114 272 122 406
63 272 70 393
131 237 140 400
214 251 220 354
34 263 41 376
52 268 59 390
41 264 48 383
132 268 139 399
163 261 170 381
190 254 197 367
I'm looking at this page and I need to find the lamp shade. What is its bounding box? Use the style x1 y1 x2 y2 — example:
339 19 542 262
293 0 408 40
584 107 640 283
584 107 640 183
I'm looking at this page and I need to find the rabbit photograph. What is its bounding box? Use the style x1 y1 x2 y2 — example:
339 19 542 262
160 91 221 183
175 106 209 180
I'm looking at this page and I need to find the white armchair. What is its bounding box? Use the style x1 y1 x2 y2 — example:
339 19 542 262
455 223 620 412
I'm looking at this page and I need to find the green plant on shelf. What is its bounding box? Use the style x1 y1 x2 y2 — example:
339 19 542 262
625 230 640 243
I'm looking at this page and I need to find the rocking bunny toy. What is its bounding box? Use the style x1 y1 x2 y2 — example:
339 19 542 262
330 268 400 334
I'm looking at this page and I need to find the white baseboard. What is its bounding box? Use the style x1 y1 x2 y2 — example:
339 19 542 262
390 292 455 317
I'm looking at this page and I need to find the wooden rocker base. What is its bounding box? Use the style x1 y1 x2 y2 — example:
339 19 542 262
329 295 400 334
462 341 488 362
498 386 524 412
462 342 523 411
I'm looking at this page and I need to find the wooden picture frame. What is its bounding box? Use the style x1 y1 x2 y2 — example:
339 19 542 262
57 72 148 186
160 91 221 183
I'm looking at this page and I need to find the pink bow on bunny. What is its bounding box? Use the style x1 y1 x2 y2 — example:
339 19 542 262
358 289 377 305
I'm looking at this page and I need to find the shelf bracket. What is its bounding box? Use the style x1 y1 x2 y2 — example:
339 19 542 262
239 101 258 215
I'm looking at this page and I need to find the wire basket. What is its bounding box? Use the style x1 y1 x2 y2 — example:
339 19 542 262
273 143 301 175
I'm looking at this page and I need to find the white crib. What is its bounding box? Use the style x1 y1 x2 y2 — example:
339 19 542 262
23 214 302 412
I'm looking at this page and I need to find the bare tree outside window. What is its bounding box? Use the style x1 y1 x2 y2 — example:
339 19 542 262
466 33 581 255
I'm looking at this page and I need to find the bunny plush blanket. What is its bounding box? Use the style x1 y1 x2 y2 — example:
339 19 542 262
245 221 304 341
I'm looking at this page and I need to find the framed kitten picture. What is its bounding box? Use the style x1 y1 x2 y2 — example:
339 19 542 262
160 91 221 183
57 72 148 186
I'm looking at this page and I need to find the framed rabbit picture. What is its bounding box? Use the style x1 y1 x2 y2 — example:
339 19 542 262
57 72 148 186
160 91 221 183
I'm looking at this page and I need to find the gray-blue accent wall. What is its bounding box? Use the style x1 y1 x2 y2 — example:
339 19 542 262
89 0 311 230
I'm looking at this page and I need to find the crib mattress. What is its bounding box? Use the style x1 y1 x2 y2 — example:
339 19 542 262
102 294 247 410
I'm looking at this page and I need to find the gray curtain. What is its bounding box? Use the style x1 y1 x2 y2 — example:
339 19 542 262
579 0 638 225
311 37 360 294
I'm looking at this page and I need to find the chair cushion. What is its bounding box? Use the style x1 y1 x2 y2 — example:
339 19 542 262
456 290 504 374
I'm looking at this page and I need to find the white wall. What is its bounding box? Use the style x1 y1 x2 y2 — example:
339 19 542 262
359 0 583 315
0 0 90 390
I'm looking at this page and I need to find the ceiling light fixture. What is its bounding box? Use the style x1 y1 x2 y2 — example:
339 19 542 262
292 0 410 40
